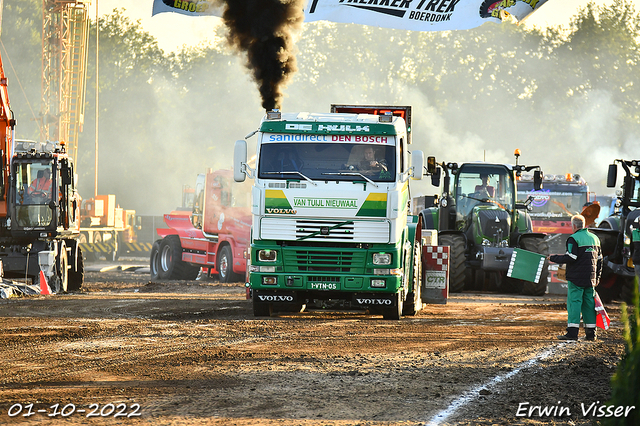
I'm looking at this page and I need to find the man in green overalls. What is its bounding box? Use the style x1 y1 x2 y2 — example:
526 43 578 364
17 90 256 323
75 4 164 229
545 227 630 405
549 214 603 341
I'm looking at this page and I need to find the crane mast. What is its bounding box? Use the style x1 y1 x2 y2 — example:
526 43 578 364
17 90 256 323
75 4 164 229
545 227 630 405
41 0 90 165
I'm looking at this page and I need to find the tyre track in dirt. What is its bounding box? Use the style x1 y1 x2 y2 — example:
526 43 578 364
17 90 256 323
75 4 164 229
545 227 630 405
0 268 626 425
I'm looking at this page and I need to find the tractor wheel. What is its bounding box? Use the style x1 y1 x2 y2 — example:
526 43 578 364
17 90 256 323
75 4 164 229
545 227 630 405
596 269 620 303
159 235 200 280
519 237 549 296
67 242 84 292
439 234 466 293
149 240 162 280
619 276 638 304
403 240 423 316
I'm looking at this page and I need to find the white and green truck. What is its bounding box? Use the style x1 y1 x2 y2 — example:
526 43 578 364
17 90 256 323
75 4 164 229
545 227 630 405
233 105 426 319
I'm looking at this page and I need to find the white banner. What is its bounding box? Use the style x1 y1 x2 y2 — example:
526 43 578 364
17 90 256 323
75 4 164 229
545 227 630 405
304 0 550 31
152 0 224 17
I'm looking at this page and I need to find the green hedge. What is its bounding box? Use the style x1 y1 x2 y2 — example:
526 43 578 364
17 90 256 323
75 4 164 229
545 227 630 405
605 278 639 426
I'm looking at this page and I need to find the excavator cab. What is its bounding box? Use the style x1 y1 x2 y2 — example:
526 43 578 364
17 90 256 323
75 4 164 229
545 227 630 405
9 141 79 237
13 160 55 228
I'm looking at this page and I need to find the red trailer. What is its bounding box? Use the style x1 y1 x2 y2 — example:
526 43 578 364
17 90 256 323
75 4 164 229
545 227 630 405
150 169 251 282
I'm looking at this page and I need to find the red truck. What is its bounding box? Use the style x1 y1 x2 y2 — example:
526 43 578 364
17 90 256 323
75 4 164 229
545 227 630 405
150 169 251 282
517 173 594 292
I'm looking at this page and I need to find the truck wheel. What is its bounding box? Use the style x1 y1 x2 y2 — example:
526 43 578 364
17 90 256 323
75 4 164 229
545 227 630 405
217 245 234 283
159 235 200 280
519 237 549 296
68 243 84 291
56 242 69 293
439 234 466 293
383 291 403 320
253 299 272 317
403 240 423 316
149 240 162 280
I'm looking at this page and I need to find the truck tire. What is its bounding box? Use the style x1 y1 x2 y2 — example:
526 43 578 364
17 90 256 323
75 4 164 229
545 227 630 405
68 243 84 291
439 233 466 293
149 240 162 280
217 245 235 283
382 291 403 320
403 240 423 316
159 235 200 280
55 241 69 293
519 237 549 296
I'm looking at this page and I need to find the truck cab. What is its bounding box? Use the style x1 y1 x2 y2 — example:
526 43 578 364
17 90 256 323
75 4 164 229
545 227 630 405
234 108 424 319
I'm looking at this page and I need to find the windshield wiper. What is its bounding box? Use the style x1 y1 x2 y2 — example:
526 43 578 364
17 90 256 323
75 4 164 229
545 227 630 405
263 171 317 186
322 172 379 188
297 220 354 241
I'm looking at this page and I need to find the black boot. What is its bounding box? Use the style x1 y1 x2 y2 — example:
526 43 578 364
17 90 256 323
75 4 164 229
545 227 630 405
558 327 579 341
585 328 597 341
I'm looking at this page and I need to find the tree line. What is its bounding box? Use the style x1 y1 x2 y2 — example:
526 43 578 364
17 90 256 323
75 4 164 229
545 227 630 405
1 0 638 213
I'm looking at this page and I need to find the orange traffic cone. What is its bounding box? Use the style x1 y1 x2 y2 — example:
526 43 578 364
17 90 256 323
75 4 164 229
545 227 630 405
39 270 52 295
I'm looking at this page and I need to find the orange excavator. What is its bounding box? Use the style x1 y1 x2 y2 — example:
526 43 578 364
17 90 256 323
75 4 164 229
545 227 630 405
0 49 83 293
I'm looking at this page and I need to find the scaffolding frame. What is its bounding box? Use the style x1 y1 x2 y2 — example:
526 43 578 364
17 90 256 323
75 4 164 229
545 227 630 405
41 0 90 165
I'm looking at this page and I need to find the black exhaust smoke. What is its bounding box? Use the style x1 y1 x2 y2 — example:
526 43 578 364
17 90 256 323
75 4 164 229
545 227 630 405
218 0 304 111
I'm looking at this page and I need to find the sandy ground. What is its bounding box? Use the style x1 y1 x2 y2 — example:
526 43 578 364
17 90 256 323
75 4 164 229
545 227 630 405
0 260 629 425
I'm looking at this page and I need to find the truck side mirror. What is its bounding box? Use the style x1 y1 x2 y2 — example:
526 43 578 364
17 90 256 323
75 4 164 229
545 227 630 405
533 170 543 191
607 164 617 188
411 150 424 180
426 156 436 174
234 140 247 182
431 167 441 187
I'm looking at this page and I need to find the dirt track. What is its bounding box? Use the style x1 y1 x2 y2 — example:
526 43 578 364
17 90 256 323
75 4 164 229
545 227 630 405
0 261 629 425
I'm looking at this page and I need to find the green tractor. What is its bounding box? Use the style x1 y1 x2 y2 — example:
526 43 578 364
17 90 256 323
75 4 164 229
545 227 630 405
592 159 640 303
419 151 549 295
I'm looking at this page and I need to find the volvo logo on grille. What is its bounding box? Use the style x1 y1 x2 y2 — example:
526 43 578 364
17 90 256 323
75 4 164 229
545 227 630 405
258 295 294 302
320 226 330 235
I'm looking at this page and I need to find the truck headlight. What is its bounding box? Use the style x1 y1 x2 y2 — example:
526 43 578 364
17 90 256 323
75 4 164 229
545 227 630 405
262 276 277 285
258 249 277 262
373 253 391 265
371 279 386 288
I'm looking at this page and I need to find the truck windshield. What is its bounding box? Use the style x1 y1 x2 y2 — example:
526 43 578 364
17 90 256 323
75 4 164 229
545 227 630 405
258 142 396 182
14 161 54 227
517 188 587 220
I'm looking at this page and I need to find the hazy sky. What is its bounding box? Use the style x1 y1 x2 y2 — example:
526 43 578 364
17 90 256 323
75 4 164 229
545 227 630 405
90 0 637 53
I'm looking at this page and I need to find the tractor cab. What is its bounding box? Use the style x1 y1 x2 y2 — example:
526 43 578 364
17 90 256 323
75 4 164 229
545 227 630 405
420 151 548 295
453 164 515 243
